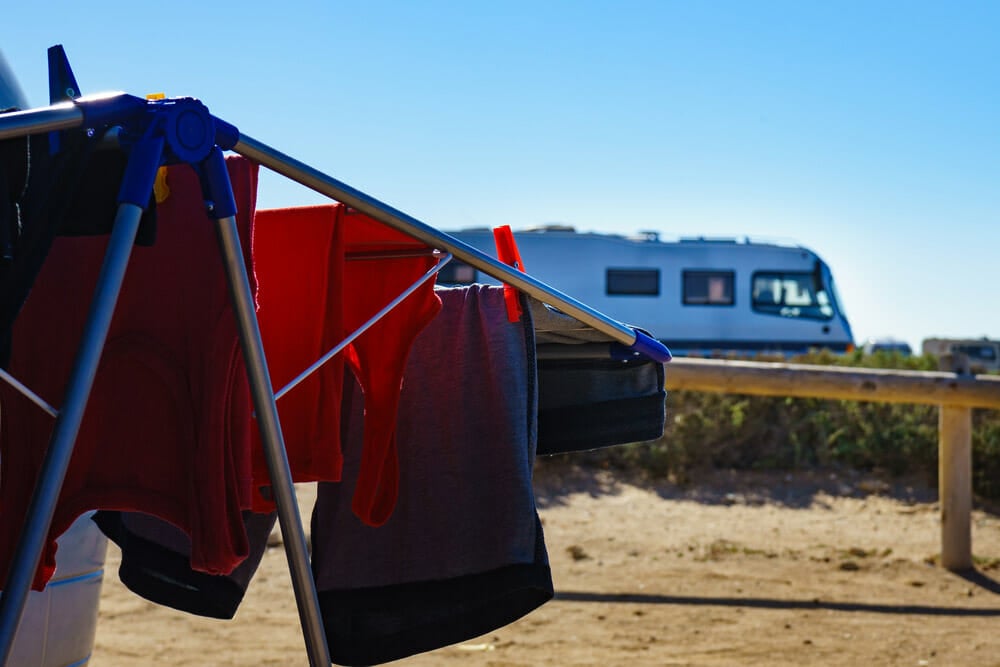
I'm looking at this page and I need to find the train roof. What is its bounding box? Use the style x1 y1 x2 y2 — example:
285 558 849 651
448 225 811 252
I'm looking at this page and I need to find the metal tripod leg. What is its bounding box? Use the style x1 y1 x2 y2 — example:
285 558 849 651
0 95 330 665
202 147 331 667
0 201 146 665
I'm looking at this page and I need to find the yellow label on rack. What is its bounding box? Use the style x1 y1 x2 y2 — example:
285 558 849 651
154 167 170 203
145 94 168 201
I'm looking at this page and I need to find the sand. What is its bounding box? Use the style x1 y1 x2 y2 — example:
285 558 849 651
91 462 1000 666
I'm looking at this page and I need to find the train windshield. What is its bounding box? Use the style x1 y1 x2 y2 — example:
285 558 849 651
751 271 835 320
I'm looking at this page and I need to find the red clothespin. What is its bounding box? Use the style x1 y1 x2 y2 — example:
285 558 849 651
493 225 526 322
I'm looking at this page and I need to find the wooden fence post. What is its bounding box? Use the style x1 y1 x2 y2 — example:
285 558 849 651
664 358 1000 573
939 404 972 571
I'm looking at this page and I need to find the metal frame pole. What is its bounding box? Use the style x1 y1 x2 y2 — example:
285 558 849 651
0 87 668 667
0 101 82 140
203 148 330 666
0 202 144 664
0 104 668 360
232 135 671 363
275 253 451 402
1 98 332 665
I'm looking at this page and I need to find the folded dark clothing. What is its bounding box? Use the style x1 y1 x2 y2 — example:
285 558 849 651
93 509 276 620
537 354 666 454
529 298 666 455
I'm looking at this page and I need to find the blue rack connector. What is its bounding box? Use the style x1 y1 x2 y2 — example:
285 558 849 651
613 329 672 363
65 93 240 215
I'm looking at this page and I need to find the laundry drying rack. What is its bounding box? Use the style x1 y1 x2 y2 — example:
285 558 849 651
0 47 672 666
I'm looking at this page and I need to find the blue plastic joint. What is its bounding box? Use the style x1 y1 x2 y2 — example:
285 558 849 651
612 329 672 364
70 94 242 211
161 98 215 164
212 116 240 150
117 135 165 207
118 97 217 166
73 92 147 131
75 94 239 168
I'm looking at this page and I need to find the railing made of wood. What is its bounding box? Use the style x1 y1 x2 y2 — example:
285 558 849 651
663 357 1000 571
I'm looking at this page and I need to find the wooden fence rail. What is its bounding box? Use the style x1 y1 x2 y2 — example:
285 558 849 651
662 357 1000 571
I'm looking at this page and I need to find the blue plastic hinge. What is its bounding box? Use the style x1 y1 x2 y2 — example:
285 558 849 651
212 116 240 150
614 329 672 364
117 135 165 208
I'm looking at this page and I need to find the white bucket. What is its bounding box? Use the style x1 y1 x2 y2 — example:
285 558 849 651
6 513 108 667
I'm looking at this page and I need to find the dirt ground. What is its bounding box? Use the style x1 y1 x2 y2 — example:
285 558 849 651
92 462 1000 666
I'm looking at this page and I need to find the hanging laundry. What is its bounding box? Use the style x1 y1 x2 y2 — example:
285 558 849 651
87 202 443 615
338 206 442 526
536 354 666 453
0 125 157 366
248 204 442 525
311 285 552 666
91 509 276 620
95 202 350 586
528 298 667 454
248 204 346 512
0 156 258 590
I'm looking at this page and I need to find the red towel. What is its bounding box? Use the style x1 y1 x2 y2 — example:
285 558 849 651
249 205 346 511
250 204 441 525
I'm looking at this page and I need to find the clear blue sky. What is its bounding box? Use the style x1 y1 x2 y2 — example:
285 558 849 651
2 2 998 353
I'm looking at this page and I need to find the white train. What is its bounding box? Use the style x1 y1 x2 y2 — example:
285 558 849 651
438 226 855 357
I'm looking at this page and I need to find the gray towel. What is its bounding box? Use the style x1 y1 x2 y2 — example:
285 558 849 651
311 285 551 665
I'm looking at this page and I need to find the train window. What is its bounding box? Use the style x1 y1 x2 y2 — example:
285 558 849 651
752 272 834 320
436 261 478 285
953 344 998 362
606 268 660 296
683 270 734 305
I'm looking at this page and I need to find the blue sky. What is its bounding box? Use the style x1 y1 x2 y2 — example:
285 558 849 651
2 2 998 353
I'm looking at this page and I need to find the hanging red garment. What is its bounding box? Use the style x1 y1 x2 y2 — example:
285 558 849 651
340 207 443 526
0 156 259 590
249 205 346 512
249 204 442 525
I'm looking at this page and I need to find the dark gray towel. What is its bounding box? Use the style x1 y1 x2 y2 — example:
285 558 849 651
312 285 552 665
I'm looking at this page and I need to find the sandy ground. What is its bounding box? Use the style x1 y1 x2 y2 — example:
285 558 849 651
91 462 1000 666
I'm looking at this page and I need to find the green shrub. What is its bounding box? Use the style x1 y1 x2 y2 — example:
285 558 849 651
974 411 1000 500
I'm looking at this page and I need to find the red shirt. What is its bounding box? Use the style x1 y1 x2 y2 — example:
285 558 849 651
0 157 258 589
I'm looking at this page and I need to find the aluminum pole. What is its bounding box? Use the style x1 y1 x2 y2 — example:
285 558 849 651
212 213 331 666
0 203 142 665
0 101 81 140
232 134 668 359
